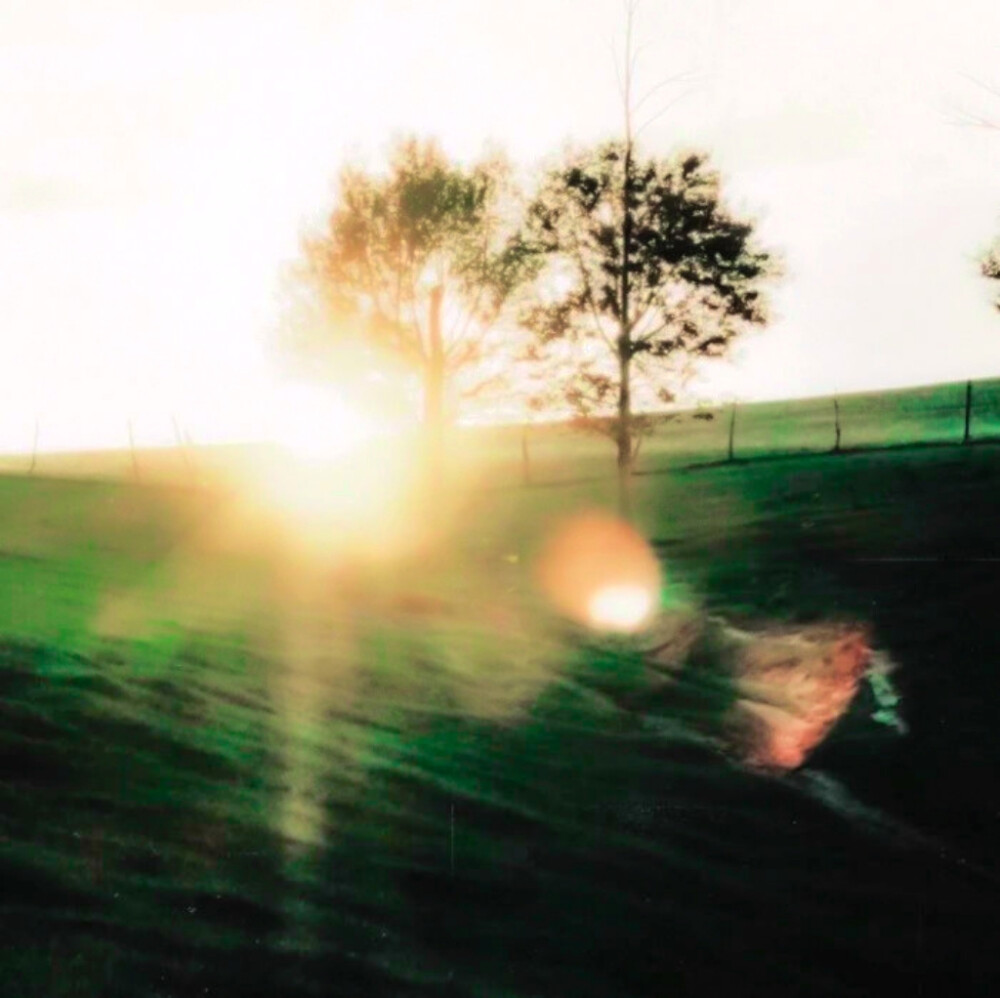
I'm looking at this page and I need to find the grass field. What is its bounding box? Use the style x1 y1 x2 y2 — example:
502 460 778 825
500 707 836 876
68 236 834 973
2 384 1000 995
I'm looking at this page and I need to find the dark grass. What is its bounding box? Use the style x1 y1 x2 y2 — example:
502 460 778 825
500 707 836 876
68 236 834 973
2 441 1000 995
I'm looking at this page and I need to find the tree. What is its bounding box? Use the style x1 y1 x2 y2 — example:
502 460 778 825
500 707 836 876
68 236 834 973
291 137 537 479
522 143 778 512
983 241 1000 312
954 77 1000 315
519 0 777 515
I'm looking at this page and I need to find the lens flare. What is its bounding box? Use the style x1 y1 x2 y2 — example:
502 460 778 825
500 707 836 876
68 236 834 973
536 511 661 633
267 385 376 465
587 583 655 632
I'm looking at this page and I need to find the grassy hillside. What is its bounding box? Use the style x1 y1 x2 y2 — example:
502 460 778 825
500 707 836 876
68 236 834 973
2 405 1000 994
477 375 1000 483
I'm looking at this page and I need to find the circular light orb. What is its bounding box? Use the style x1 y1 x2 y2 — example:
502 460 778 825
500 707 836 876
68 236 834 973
587 583 656 632
536 511 662 633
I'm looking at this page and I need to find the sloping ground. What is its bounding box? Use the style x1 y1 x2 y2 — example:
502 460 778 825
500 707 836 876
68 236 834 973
1 442 1000 995
0 629 994 998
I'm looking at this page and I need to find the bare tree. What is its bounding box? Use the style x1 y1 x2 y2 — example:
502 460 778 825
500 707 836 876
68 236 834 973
950 74 1000 131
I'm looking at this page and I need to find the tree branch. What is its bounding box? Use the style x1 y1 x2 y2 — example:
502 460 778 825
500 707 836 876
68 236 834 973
634 86 700 140
567 226 617 353
632 69 702 115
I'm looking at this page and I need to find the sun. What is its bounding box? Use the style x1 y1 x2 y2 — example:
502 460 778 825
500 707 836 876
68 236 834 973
213 381 428 565
267 384 376 464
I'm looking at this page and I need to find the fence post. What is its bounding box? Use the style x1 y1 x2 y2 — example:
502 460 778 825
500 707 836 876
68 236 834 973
963 380 973 445
183 430 202 486
521 424 531 485
127 420 140 482
28 418 39 475
833 397 842 453
172 414 196 483
727 405 737 462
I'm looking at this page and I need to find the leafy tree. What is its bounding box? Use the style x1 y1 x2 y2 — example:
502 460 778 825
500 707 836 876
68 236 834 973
518 0 778 514
290 137 538 477
522 141 779 511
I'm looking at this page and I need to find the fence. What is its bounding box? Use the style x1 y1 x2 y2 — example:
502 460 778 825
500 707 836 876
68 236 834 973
0 414 208 487
6 377 1000 489
690 377 1000 468
488 376 1000 487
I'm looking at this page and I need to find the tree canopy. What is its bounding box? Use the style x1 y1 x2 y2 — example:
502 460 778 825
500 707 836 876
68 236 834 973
983 241 1000 313
522 141 779 473
290 137 538 438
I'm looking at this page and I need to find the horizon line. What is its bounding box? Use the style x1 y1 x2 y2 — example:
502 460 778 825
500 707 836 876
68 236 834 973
2 371 997 459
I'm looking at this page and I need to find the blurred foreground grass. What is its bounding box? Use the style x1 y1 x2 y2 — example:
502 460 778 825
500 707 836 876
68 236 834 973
2 440 1000 995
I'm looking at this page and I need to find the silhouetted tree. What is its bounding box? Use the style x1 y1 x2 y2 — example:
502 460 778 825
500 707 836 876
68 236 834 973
523 144 778 512
983 241 1000 312
291 137 537 478
519 0 777 515
952 76 1000 314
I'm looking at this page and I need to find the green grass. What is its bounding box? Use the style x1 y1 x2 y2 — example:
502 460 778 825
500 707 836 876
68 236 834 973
457 375 1000 485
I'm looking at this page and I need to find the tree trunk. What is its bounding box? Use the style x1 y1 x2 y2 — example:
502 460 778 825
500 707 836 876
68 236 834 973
616 347 633 520
617 140 634 521
424 285 446 485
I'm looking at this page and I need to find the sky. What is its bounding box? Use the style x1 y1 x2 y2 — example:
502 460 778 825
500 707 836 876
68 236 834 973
2 0 1000 451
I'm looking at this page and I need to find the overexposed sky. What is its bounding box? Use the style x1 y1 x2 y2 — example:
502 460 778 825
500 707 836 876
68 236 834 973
2 0 1000 450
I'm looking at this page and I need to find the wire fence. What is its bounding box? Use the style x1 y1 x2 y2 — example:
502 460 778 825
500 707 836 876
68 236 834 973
683 377 1000 467
475 376 1000 487
5 377 1000 490
0 415 211 488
